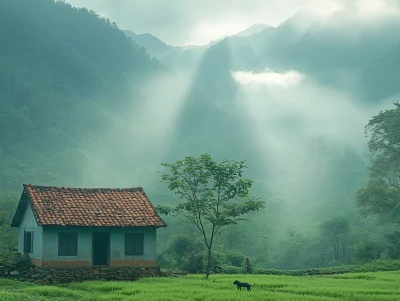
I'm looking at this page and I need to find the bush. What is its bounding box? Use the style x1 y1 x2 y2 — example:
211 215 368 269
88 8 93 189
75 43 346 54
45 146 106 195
354 240 382 262
386 231 400 259
181 251 204 274
165 235 205 273
252 259 400 276
225 252 245 267
0 252 32 269
219 265 243 274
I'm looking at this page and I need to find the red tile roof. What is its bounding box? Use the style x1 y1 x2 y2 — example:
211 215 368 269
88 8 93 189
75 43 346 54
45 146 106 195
12 184 166 228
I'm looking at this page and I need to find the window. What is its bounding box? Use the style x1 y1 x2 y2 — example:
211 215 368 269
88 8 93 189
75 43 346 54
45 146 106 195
23 231 33 254
58 233 78 256
125 233 144 256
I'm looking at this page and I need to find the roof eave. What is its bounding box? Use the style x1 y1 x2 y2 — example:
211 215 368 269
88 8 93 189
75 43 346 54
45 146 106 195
40 224 168 228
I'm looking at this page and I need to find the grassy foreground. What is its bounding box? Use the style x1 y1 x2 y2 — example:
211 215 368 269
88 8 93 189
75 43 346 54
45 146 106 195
1 271 400 301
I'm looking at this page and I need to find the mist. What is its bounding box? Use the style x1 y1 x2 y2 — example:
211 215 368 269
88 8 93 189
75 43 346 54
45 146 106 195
2 0 400 272
74 5 400 247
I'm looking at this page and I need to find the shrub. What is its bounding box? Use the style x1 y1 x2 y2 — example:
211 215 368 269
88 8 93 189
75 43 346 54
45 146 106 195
0 252 32 269
225 252 245 267
181 251 204 274
354 240 382 262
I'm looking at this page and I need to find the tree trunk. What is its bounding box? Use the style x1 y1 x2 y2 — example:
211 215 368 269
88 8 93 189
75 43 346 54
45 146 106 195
334 235 339 262
205 246 212 280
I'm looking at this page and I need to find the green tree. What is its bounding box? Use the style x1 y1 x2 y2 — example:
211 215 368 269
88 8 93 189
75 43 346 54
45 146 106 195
273 228 310 269
385 231 400 259
354 239 382 262
356 103 400 222
320 216 350 262
157 154 264 279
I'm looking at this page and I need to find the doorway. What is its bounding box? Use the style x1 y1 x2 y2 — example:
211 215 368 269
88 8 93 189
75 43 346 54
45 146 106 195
92 232 110 266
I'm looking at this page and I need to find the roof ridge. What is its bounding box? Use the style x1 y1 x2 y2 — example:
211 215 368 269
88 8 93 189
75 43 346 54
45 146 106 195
24 184 144 191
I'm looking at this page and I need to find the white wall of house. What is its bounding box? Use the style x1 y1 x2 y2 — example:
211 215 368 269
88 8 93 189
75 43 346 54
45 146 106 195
41 227 157 264
18 204 43 260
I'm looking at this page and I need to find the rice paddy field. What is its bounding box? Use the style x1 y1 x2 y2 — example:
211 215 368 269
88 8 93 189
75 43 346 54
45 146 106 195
1 271 400 301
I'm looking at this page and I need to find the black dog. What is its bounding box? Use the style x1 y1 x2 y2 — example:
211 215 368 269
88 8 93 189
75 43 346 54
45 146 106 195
233 280 255 291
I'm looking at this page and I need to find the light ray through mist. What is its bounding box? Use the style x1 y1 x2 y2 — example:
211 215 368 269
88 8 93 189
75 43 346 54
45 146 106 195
86 52 211 189
232 69 395 183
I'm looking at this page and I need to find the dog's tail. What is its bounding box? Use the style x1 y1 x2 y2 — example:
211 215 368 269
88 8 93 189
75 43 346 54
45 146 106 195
252 283 256 287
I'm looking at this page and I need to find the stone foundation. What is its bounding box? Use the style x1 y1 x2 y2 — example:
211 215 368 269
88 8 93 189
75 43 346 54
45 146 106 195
0 262 160 284
37 266 160 283
110 260 157 267
41 260 92 268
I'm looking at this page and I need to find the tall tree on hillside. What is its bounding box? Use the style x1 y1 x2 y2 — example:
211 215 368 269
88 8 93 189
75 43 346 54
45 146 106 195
356 103 400 223
157 154 264 279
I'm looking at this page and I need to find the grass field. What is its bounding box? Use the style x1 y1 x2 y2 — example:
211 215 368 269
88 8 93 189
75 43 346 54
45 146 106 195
1 271 400 301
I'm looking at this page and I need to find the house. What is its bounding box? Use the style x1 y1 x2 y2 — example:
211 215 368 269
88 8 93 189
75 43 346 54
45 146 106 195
11 184 167 269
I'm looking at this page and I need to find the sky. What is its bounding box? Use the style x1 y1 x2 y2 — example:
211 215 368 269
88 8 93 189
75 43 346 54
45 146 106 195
64 0 399 46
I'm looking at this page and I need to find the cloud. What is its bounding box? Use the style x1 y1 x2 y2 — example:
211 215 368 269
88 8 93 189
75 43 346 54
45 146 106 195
232 70 304 88
345 0 400 15
63 0 398 46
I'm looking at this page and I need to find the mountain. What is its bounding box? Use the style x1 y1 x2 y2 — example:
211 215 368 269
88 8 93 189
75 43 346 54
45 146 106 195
0 0 258 193
2 1 397 196
124 30 174 58
123 10 400 229
0 0 166 190
149 10 400 100
123 30 208 72
235 23 272 37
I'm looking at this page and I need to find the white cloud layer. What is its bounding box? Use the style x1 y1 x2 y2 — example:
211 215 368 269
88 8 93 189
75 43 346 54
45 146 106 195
232 70 304 88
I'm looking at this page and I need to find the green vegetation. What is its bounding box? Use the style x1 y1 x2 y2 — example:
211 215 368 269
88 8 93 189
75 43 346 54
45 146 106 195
1 0 400 277
2 270 400 300
157 154 264 279
356 103 400 224
0 0 164 191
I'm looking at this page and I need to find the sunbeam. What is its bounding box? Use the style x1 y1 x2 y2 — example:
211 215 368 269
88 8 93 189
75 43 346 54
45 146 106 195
232 68 394 187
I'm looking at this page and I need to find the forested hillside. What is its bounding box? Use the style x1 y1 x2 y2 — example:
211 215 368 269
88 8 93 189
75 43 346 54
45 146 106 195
0 0 164 191
1 0 400 271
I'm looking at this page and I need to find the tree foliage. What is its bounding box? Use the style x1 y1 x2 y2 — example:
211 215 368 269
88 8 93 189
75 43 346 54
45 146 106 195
320 216 350 262
365 103 400 158
356 103 400 222
157 154 264 279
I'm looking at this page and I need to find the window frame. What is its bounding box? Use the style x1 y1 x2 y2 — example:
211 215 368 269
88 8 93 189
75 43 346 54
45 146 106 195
58 232 78 256
23 231 34 254
125 233 144 256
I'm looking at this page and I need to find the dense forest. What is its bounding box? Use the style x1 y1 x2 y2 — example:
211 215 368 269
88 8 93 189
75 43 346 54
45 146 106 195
1 0 400 273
